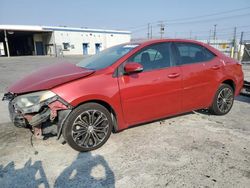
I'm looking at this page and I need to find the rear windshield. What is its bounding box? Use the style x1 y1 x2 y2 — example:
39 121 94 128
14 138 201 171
77 44 139 70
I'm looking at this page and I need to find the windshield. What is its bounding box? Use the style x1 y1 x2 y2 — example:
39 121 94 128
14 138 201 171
77 44 139 70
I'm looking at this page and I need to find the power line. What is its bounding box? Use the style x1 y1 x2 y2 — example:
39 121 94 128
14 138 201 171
131 12 250 36
216 24 250 32
159 6 250 23
130 10 250 39
126 6 250 30
133 26 250 39
160 25 250 36
165 13 250 25
166 28 250 39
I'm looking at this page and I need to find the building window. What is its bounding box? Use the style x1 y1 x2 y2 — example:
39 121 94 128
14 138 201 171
63 42 70 50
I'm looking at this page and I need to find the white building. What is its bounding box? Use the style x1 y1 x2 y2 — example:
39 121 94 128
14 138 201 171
0 25 131 57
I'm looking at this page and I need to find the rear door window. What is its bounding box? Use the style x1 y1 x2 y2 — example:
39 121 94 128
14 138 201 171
175 43 215 65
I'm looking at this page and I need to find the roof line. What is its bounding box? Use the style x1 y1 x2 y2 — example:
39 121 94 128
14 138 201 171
0 24 131 34
42 26 131 34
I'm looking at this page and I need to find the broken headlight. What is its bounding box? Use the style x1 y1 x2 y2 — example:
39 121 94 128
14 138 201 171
13 91 57 113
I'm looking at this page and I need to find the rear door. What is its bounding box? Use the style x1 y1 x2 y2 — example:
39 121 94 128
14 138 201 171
173 42 219 111
118 42 182 125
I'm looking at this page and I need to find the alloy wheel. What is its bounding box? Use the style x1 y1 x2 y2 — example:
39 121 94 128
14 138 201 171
71 110 109 148
216 87 234 113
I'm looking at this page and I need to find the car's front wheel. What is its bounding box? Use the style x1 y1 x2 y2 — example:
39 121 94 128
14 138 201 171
63 103 113 152
210 84 234 115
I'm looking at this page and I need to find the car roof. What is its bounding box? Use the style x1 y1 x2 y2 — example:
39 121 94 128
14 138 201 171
127 38 223 57
130 38 205 45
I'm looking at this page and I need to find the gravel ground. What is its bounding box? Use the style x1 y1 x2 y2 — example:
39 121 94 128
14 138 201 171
0 56 249 188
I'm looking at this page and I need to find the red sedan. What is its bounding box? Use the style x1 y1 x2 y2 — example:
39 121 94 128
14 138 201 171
3 39 244 152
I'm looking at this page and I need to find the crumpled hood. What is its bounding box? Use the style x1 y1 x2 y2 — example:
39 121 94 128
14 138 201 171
8 62 95 94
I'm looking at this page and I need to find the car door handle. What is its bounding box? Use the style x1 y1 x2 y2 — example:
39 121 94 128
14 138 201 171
168 73 180 78
211 65 221 70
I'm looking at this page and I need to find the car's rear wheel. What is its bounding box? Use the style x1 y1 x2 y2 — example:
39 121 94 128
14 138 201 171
210 84 234 115
63 103 112 152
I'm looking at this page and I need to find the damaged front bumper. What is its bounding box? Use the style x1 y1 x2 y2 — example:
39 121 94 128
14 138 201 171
3 92 72 139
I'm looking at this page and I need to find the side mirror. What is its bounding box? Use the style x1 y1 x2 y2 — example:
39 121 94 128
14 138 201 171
124 62 143 74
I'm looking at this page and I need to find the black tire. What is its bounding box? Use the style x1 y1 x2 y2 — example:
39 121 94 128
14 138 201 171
62 103 113 152
210 84 234 115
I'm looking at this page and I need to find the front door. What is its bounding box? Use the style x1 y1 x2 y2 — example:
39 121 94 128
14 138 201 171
118 42 182 125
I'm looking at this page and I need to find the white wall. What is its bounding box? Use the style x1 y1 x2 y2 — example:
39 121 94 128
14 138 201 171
53 30 131 55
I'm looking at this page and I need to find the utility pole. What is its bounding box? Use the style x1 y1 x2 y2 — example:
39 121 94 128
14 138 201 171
240 31 244 44
208 29 211 44
233 27 237 59
189 31 192 39
238 31 244 61
147 23 150 39
213 24 217 41
158 21 165 39
233 27 237 43
4 30 10 57
150 25 153 39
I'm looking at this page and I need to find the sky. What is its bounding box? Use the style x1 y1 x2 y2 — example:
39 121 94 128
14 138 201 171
1 0 250 40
